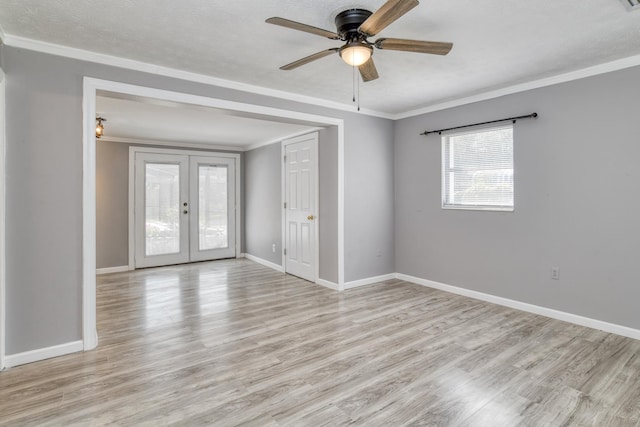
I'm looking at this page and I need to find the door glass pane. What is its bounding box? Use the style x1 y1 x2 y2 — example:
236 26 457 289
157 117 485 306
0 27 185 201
199 165 228 250
145 163 180 256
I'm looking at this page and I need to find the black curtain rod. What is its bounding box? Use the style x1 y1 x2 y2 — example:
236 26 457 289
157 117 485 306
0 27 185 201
420 112 538 136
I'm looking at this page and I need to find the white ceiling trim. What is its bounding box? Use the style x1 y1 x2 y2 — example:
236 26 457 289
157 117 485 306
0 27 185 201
1 33 394 120
245 127 325 151
99 135 246 152
3 32 640 121
396 53 640 119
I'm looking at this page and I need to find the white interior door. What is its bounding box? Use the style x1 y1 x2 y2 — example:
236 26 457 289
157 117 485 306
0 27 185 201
189 156 236 261
135 153 190 268
284 133 318 282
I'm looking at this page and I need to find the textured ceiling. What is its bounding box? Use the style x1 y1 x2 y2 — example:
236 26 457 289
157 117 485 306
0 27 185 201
96 95 319 148
1 0 640 115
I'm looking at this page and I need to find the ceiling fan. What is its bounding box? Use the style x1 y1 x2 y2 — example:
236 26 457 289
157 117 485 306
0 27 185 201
266 0 453 82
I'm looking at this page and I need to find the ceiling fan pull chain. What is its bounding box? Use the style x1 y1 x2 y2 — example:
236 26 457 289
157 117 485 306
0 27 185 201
357 70 361 111
352 64 356 103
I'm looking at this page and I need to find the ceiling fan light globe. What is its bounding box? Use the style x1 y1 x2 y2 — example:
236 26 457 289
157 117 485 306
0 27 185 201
340 45 372 66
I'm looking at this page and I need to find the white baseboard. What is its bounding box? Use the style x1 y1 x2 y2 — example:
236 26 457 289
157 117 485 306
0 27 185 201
316 278 340 291
5 340 84 368
344 273 396 290
243 253 284 273
96 265 130 275
396 273 640 341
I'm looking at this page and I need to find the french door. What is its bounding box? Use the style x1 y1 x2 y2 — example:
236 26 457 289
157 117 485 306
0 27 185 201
134 152 236 268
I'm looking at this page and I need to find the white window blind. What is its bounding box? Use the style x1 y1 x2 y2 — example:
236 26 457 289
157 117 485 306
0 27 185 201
442 124 514 211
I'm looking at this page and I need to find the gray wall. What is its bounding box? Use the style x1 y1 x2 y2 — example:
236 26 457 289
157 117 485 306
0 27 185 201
244 142 282 265
96 140 129 268
395 65 640 330
345 116 395 282
2 46 395 354
318 127 339 284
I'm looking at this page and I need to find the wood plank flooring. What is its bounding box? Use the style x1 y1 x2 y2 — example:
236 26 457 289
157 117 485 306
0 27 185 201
1 259 639 426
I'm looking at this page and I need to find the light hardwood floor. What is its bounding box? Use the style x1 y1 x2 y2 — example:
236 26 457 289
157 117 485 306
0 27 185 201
1 259 639 426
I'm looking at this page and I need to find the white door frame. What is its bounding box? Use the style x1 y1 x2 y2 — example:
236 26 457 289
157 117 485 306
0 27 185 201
281 133 319 282
83 77 345 351
0 67 6 369
128 146 242 269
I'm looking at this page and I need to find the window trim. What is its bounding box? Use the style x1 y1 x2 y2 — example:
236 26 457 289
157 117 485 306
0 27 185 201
441 123 514 212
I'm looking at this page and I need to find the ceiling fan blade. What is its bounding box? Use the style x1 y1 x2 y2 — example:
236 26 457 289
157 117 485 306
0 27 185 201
359 58 379 82
375 38 453 55
280 48 339 70
358 0 419 37
266 17 339 39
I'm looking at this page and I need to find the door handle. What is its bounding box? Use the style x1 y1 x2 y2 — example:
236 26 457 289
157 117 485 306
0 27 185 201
183 210 188 214
307 215 315 220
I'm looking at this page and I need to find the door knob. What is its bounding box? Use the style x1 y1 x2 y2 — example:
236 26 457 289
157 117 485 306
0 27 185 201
183 210 188 214
307 215 315 220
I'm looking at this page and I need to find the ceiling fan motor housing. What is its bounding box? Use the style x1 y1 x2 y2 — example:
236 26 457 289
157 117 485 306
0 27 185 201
335 9 372 40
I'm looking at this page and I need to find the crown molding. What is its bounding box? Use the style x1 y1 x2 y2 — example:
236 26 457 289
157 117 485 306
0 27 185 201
3 33 640 121
394 53 640 119
99 135 246 152
1 34 394 120
245 127 324 151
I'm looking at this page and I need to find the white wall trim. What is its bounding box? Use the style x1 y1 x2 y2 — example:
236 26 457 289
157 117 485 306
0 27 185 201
0 67 6 370
337 124 344 290
396 53 640 119
396 273 640 341
243 253 285 273
84 77 345 352
243 254 339 290
316 278 340 291
82 78 99 351
4 34 391 119
4 340 84 368
127 148 135 270
101 135 246 152
344 273 397 290
96 266 130 275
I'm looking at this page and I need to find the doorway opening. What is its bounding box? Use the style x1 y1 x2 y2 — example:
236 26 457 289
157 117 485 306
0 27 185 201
84 77 345 350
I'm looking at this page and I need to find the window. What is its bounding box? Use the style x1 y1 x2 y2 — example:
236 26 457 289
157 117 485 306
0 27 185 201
442 124 514 211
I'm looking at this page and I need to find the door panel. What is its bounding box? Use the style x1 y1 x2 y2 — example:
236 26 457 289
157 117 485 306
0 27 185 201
284 134 317 282
189 156 236 262
135 153 189 268
145 163 181 256
197 165 228 251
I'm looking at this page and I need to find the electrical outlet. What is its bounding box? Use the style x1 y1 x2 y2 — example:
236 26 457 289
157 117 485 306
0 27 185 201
551 267 560 280
272 243 276 253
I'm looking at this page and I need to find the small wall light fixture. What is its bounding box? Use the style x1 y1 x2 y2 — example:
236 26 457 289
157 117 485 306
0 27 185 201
95 116 107 139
